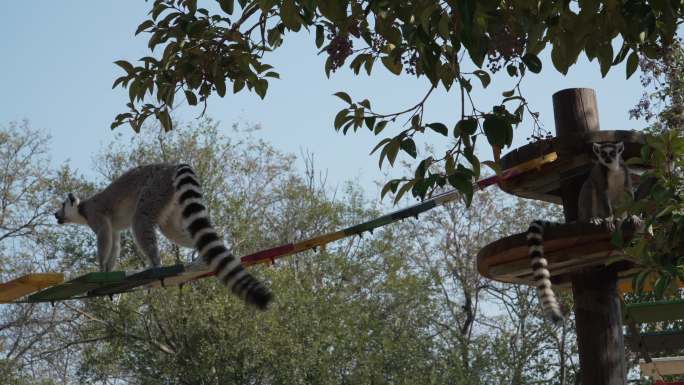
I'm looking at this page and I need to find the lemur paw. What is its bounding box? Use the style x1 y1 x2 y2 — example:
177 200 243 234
604 216 617 232
589 217 603 226
627 215 643 226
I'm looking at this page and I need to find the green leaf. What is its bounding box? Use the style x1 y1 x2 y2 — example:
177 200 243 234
184 90 197 106
654 274 670 298
427 122 448 136
411 114 421 129
334 110 349 130
521 53 542 73
626 51 639 79
363 56 375 75
472 70 490 88
185 0 197 14
394 180 416 204
506 64 518 77
315 25 325 48
281 0 300 31
445 155 455 175
333 92 352 105
633 270 649 294
135 20 155 35
255 79 268 99
219 0 234 14
438 13 450 39
215 76 226 97
374 120 388 135
454 118 477 136
353 107 364 129
370 138 392 155
612 43 630 65
597 44 613 77
448 172 474 205
386 139 401 165
551 44 568 75
364 116 376 130
400 138 417 158
114 60 135 75
381 55 403 75
158 108 173 132
483 116 513 147
359 99 371 109
381 179 400 199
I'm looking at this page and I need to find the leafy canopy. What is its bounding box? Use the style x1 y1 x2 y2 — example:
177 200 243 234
112 0 681 202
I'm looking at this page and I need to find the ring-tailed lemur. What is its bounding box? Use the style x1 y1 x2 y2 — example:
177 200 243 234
54 163 273 310
527 142 633 325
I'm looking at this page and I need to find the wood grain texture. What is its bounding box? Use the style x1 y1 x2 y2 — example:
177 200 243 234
572 268 627 385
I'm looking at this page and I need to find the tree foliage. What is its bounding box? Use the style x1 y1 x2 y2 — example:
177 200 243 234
112 0 682 202
624 40 684 298
0 118 580 383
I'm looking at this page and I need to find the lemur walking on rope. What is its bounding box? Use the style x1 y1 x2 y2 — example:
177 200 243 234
54 164 273 310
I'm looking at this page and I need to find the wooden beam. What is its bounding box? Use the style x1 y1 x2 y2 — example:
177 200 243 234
144 262 211 289
625 300 684 323
640 356 684 379
625 331 684 356
88 265 185 296
28 272 126 302
0 273 64 302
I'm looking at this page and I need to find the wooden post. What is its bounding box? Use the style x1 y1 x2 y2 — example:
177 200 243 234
552 88 627 385
571 268 626 385
553 88 600 220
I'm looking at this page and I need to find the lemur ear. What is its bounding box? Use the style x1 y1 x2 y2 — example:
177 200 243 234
592 143 601 156
615 141 624 153
67 193 77 205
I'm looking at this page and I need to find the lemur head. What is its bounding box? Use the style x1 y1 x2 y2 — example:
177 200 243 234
54 193 86 225
593 142 624 171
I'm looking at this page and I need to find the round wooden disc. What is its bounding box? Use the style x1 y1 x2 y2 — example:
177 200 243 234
499 130 646 204
477 221 640 287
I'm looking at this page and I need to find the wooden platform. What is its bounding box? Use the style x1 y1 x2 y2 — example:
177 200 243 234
498 130 646 204
477 221 640 287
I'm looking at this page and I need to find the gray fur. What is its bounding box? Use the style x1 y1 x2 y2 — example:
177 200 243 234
527 142 633 326
54 163 273 310
578 142 633 227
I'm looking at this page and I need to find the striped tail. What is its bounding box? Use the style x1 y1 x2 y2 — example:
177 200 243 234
526 220 563 325
173 164 273 310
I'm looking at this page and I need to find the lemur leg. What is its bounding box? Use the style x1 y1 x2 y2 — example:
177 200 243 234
105 231 121 272
602 190 617 230
131 187 169 268
95 218 113 272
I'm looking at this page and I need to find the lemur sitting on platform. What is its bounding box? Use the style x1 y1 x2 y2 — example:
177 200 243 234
54 163 273 310
526 142 634 325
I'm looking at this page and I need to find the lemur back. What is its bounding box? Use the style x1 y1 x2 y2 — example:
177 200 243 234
526 142 632 325
55 163 273 310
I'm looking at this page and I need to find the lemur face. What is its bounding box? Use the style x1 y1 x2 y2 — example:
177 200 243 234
593 142 624 171
54 193 85 224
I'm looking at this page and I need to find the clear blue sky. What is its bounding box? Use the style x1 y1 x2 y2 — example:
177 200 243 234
0 2 648 197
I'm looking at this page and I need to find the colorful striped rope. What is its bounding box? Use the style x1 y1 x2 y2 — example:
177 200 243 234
240 152 558 267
